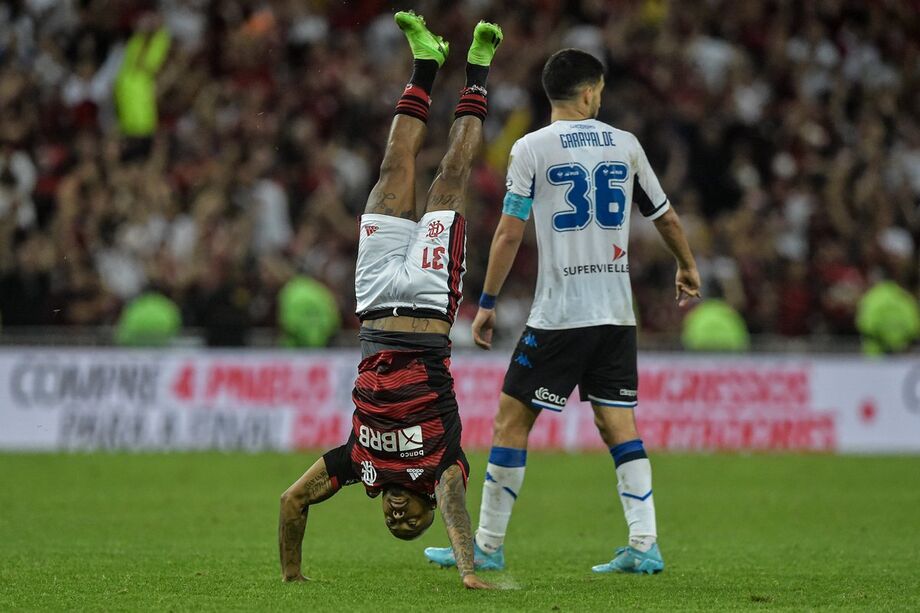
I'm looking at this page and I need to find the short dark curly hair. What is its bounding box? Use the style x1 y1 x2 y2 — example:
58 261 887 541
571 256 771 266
541 48 605 102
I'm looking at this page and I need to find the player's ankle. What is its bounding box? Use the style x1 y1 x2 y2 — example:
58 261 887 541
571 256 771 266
474 531 502 554
629 535 656 552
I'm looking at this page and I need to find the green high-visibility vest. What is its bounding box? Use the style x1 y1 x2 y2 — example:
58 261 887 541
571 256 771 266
856 281 920 355
278 276 341 348
116 292 181 347
681 299 750 352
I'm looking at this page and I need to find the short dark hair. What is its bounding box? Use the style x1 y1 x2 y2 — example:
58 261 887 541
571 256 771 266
541 48 605 102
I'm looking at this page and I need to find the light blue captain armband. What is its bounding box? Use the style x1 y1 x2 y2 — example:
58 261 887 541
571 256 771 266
502 192 533 221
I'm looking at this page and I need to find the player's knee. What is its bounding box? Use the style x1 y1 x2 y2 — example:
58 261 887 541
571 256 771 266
492 412 532 446
280 488 300 510
594 415 617 447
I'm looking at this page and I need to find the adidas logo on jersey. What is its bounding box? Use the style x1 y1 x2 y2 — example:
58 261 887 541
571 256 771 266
364 224 379 237
406 468 424 481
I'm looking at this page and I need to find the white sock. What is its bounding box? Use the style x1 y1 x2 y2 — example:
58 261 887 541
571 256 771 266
611 440 657 552
474 447 527 554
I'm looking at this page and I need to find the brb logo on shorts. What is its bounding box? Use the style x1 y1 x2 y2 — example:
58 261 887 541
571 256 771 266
359 424 425 458
426 220 445 238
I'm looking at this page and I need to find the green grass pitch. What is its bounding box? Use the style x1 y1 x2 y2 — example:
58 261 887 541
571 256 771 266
1 452 918 611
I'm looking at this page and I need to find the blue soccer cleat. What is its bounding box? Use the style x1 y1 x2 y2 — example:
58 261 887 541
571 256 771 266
424 541 505 571
591 543 665 574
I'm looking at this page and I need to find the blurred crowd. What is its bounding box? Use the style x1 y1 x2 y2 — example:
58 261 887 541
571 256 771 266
0 0 918 346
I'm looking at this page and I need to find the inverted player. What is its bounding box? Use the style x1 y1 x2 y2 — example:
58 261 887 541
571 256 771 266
425 49 701 574
278 12 502 589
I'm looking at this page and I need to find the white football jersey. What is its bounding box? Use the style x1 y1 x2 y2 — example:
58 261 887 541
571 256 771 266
505 119 670 329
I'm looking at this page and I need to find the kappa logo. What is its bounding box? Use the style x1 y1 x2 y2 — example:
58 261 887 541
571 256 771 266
360 460 377 486
364 224 379 237
612 244 626 261
426 220 445 239
406 468 424 481
359 424 425 457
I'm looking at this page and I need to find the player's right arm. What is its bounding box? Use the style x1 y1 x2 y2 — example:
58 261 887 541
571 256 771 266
473 138 534 349
278 456 339 582
434 464 495 589
474 213 526 349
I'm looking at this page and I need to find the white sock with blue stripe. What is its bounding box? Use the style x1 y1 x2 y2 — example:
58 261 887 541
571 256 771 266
474 446 526 554
611 439 657 552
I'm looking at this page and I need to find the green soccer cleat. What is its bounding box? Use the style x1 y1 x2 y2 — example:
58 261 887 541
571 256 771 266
467 20 503 66
424 542 505 571
591 543 665 575
394 10 449 67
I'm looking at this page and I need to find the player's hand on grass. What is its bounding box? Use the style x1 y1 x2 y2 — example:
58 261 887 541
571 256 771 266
472 307 496 350
462 574 496 590
675 266 701 308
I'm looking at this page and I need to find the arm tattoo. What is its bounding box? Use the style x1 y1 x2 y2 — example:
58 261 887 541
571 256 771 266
279 460 337 580
435 465 475 577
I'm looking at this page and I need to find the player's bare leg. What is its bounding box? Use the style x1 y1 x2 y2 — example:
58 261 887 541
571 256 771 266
592 404 640 447
592 404 664 574
365 11 449 220
491 393 539 448
423 21 502 218
362 11 454 336
422 115 482 217
365 116 427 220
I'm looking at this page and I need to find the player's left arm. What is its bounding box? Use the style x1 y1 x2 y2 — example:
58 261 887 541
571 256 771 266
653 207 701 307
278 457 339 582
434 464 495 589
632 134 701 307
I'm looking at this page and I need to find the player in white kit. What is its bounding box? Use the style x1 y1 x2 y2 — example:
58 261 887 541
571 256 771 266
424 49 700 574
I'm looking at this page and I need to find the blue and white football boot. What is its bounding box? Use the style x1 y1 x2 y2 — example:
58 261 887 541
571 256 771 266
591 543 665 574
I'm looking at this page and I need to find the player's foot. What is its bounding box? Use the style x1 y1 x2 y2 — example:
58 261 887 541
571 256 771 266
424 542 505 571
591 543 665 575
467 20 503 66
395 10 449 67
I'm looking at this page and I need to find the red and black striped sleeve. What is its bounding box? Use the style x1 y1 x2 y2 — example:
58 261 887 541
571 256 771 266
322 444 358 491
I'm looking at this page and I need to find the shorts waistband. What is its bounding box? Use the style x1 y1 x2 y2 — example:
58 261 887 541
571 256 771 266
359 307 452 323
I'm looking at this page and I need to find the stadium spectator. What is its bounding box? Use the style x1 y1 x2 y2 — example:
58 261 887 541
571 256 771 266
277 275 340 348
681 299 751 352
0 0 917 347
856 281 920 356
115 290 181 346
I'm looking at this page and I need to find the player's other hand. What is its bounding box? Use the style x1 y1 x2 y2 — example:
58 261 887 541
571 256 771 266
471 307 496 350
282 573 309 583
675 266 702 308
462 574 496 590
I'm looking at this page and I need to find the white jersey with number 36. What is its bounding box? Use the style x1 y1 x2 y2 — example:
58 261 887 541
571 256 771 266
505 119 670 329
